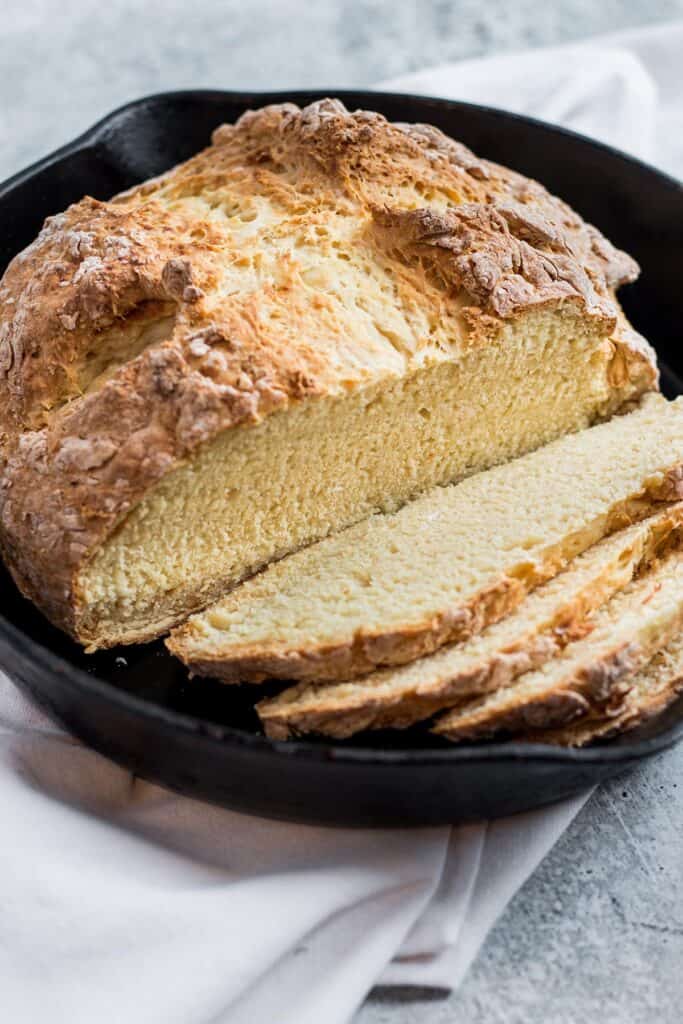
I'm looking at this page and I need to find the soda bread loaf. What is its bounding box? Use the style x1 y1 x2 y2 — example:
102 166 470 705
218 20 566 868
256 507 683 739
168 396 683 683
0 99 656 649
432 549 683 741
528 632 683 746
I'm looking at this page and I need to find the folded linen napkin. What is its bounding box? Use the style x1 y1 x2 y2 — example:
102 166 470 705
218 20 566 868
2 19 681 1024
381 19 683 174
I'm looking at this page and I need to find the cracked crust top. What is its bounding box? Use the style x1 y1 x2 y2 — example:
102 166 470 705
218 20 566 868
0 99 657 635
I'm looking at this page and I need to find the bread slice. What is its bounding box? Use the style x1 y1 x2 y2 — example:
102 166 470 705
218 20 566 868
527 632 683 747
0 99 656 649
432 550 683 742
168 395 683 683
256 507 683 739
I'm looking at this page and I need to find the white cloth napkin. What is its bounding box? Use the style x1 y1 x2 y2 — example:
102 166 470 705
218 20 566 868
381 19 683 175
2 19 682 1024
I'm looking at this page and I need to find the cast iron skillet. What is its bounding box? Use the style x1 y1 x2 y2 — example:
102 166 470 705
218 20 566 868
1 90 682 828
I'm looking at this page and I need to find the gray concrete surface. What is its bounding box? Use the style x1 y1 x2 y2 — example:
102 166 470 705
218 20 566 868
3 2 683 1021
359 749 683 1023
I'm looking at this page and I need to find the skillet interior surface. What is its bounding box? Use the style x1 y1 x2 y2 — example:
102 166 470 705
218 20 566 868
0 89 682 826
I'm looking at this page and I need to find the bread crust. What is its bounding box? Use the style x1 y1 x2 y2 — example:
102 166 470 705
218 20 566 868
0 99 657 643
529 667 683 746
433 643 640 741
526 633 683 746
433 553 683 742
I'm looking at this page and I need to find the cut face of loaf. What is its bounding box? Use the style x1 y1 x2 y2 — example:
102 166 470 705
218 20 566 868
256 507 683 739
433 550 683 742
168 395 683 683
0 99 656 649
527 632 683 747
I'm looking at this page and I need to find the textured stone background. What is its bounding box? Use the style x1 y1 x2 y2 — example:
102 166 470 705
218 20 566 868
3 0 683 179
3 2 683 1022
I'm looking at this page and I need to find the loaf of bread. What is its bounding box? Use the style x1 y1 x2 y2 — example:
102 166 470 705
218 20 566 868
257 506 683 739
169 395 683 683
529 632 683 746
0 99 656 649
433 550 683 741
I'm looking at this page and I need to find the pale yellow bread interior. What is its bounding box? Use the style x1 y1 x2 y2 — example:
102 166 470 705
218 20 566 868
168 394 683 682
257 507 683 739
79 305 621 648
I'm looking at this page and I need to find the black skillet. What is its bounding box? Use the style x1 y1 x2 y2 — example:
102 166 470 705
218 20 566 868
1 90 682 827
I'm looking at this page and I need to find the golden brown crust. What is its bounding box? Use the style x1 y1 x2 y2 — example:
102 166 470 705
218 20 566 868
432 552 683 743
0 99 657 642
433 640 647 741
529 671 683 746
527 633 683 746
259 636 559 741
